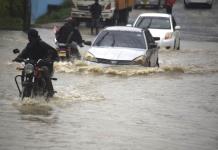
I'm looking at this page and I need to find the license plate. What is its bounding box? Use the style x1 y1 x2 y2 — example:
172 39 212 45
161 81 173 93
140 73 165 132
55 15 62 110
58 51 66 57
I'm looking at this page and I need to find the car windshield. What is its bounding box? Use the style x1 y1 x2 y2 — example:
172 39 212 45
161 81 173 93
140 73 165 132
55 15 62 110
93 30 146 49
135 17 171 29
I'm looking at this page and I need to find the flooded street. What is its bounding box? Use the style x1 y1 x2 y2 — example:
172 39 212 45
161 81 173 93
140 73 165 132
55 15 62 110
0 29 218 150
1 1 218 150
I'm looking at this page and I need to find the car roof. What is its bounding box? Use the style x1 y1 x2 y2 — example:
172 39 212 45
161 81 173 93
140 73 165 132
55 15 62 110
138 13 171 18
104 26 144 32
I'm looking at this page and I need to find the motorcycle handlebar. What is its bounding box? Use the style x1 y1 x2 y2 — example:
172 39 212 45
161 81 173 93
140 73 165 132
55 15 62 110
13 58 53 65
82 40 92 46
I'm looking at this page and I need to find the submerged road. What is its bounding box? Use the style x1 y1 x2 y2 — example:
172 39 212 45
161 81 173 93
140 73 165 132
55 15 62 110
130 0 218 42
0 1 218 150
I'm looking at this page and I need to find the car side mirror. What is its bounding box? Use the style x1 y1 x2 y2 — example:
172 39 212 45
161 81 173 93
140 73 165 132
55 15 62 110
13 49 20 54
175 26 181 30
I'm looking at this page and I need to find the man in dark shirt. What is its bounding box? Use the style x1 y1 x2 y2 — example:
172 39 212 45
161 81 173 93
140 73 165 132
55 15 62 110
14 29 58 97
90 0 102 35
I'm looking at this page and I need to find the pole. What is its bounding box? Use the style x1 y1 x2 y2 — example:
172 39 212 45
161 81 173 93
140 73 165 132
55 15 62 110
23 0 31 31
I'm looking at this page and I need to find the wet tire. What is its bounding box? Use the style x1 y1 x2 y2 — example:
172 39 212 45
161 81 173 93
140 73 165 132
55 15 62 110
21 87 26 100
21 87 30 100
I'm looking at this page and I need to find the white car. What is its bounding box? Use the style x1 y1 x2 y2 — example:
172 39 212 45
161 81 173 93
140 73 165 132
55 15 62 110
132 13 181 50
184 0 214 8
85 26 159 67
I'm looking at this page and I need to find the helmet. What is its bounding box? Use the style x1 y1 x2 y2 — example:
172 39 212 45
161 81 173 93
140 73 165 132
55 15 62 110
28 29 39 39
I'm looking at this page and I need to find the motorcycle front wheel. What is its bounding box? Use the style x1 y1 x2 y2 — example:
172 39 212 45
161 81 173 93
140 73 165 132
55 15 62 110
32 78 48 100
21 86 31 100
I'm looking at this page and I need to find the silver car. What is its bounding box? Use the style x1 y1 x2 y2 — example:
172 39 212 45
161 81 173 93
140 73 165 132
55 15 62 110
184 0 214 8
85 26 159 67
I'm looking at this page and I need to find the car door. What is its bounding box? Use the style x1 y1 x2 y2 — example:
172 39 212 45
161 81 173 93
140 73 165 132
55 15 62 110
171 16 180 49
144 30 158 67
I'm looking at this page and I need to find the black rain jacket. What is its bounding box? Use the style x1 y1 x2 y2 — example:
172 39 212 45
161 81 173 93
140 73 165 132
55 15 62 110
55 22 83 45
15 38 59 63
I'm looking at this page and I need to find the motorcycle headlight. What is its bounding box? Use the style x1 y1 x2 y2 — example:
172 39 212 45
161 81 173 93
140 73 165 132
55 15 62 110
133 55 145 65
84 52 97 62
24 63 34 74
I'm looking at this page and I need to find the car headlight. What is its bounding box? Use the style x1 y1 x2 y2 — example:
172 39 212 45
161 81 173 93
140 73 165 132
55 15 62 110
24 63 34 74
165 32 173 40
133 55 145 65
84 52 97 62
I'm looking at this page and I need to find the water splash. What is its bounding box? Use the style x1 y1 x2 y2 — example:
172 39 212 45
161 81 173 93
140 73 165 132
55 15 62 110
13 98 53 116
54 61 200 76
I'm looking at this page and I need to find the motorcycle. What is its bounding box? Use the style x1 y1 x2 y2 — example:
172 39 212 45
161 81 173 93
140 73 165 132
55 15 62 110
55 41 81 61
13 49 57 101
53 25 83 61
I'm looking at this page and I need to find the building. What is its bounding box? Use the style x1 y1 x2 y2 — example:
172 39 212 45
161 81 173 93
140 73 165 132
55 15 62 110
31 0 64 22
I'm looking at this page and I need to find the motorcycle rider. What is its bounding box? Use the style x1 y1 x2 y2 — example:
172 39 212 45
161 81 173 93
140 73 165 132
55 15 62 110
13 29 59 97
55 17 83 59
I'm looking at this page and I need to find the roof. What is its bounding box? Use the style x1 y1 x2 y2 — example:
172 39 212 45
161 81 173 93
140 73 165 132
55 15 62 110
104 26 143 32
138 13 171 18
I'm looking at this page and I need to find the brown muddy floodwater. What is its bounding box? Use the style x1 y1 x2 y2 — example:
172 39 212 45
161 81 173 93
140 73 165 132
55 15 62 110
0 30 218 150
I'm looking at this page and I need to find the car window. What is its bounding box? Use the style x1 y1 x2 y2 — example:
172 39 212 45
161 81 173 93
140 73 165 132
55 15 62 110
135 17 171 29
93 30 146 49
